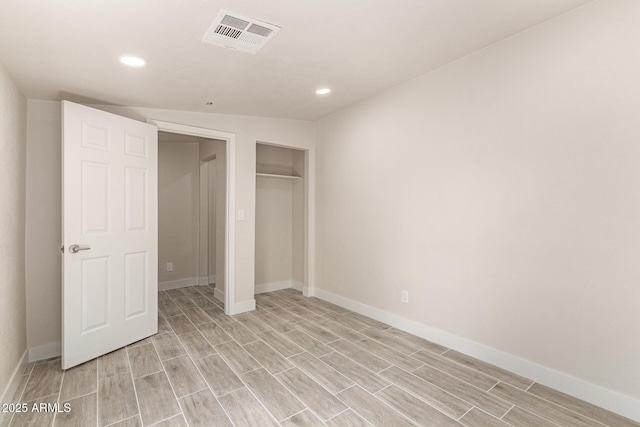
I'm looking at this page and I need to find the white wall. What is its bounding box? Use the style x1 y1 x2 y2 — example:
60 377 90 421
24 101 314 350
316 0 640 410
0 61 27 398
158 141 200 284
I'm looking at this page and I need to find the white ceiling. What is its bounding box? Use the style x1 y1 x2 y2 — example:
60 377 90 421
0 0 592 120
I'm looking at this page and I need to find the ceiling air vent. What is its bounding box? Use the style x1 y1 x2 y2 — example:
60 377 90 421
202 9 281 54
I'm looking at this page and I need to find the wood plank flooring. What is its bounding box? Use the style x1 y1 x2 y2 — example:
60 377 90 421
5 286 638 427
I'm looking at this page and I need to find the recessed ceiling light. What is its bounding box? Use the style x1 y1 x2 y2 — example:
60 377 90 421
119 56 146 67
316 88 331 95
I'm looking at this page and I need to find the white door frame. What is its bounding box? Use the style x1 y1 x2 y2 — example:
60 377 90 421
148 120 237 315
199 158 216 287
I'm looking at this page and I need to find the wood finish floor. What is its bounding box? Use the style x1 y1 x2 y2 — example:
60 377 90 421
5 286 638 427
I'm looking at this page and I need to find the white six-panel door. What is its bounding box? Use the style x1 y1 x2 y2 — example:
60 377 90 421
62 101 158 369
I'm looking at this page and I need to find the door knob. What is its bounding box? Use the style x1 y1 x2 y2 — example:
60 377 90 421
69 244 91 253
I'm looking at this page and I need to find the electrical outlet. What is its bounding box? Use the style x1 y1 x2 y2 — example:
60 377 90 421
238 209 245 221
401 290 409 303
166 262 173 272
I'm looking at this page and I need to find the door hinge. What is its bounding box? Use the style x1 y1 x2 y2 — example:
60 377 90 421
60 245 64 254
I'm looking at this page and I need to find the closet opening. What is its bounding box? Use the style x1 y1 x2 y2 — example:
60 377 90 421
157 130 229 308
255 142 308 295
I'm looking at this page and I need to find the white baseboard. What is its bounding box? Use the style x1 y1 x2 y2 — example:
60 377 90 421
199 275 216 286
159 277 198 291
0 350 28 412
213 288 254 315
213 288 225 304
313 288 640 423
231 299 256 315
213 288 256 315
254 280 305 294
28 342 61 362
255 280 293 294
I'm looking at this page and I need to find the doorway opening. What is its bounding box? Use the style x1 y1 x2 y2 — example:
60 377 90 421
152 121 237 315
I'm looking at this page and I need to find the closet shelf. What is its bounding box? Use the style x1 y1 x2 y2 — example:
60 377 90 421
256 172 303 180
